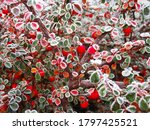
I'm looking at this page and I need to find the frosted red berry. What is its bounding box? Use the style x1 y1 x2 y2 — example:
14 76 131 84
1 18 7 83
46 45 52 51
38 70 45 77
88 89 99 100
88 46 96 54
123 26 132 36
49 76 55 82
77 45 86 54
12 84 17 88
80 101 89 109
2 9 9 15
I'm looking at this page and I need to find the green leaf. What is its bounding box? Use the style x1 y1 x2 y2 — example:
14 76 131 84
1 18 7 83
73 36 79 42
90 71 100 83
33 40 38 46
113 89 120 96
66 3 72 10
98 85 107 97
15 96 22 103
60 9 66 15
22 94 27 101
4 79 9 85
4 61 12 68
37 33 43 40
35 72 41 81
24 89 32 94
139 98 149 112
39 96 46 103
44 89 50 95
16 89 21 95
109 73 115 79
126 92 136 102
116 97 124 105
116 109 124 113
50 40 59 46
145 46 150 53
10 102 19 111
145 95 150 103
126 85 135 92
65 92 70 98
102 0 105 3
115 54 122 60
146 38 150 45
68 95 73 102
144 7 149 15
0 78 3 84
75 21 82 27
54 17 58 22
126 105 136 113
0 84 5 90
10 53 16 59
125 56 131 64
71 24 76 31
65 12 71 20
111 100 120 112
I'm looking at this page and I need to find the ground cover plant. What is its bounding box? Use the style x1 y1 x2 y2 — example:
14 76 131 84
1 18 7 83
0 0 150 113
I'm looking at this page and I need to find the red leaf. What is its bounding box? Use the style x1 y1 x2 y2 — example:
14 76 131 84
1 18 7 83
15 22 24 29
106 55 114 63
70 89 79 96
55 98 61 106
31 22 39 30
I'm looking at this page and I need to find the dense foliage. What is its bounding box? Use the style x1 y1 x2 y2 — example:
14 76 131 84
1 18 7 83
0 0 150 113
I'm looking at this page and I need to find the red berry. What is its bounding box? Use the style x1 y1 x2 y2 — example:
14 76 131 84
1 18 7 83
123 26 132 36
46 45 52 51
26 85 33 91
25 94 30 101
12 84 17 88
49 76 55 82
32 89 39 97
62 49 70 57
88 89 99 100
47 98 52 104
2 9 9 15
28 31 36 39
80 38 85 43
30 34 36 39
104 11 111 19
77 45 86 54
91 31 98 39
14 74 20 79
32 51 38 57
132 65 139 71
38 69 45 77
31 101 36 108
37 27 41 32
88 46 96 54
85 13 93 18
0 13 2 17
7 41 12 45
51 86 55 91
80 101 89 109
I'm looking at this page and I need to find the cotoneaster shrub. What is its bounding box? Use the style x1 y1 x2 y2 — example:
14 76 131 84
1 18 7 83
0 0 150 113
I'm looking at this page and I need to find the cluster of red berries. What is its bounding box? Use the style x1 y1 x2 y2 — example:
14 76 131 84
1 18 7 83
80 89 100 109
2 9 9 15
123 26 132 36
